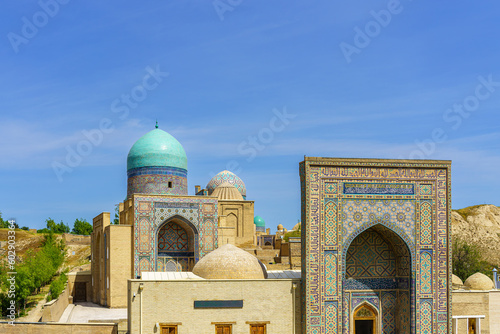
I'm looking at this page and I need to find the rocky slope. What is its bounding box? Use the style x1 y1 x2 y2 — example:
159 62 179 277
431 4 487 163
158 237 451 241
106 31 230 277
452 204 500 267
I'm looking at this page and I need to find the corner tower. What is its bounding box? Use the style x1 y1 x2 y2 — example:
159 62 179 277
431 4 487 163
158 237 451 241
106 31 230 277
127 124 188 197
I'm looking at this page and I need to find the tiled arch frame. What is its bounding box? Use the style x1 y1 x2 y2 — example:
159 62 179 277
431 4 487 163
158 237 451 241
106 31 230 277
300 157 452 334
155 215 199 270
133 195 218 278
341 221 415 275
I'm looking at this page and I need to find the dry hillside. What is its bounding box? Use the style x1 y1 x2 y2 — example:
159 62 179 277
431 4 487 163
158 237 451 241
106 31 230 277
0 230 91 270
0 229 44 262
452 204 500 267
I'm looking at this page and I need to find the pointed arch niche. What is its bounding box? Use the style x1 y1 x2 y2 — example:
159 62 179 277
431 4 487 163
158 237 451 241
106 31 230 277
155 216 198 272
345 224 412 334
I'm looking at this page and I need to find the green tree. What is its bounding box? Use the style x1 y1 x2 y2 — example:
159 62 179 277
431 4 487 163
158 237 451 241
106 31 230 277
452 237 490 281
72 218 92 235
0 211 7 228
113 205 119 224
38 218 69 234
0 232 65 315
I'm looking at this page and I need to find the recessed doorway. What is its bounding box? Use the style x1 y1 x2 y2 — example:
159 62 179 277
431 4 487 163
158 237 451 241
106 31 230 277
353 304 377 334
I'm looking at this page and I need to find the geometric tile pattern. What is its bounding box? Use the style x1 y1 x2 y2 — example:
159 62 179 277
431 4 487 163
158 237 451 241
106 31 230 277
346 229 396 278
325 252 338 297
133 195 218 277
157 222 188 251
420 251 432 294
420 200 432 245
420 300 433 334
325 302 338 334
382 291 396 334
128 166 188 197
300 158 452 334
325 198 338 246
399 291 411 333
342 199 415 251
206 170 246 199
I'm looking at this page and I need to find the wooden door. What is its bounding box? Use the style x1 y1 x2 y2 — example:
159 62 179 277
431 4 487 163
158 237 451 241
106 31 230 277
74 282 86 302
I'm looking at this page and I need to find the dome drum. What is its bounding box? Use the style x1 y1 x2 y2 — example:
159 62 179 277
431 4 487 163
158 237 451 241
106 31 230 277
127 169 188 197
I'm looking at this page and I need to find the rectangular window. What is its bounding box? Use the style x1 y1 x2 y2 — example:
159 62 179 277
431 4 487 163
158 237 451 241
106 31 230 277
160 325 177 334
215 324 232 334
168 181 173 188
249 323 267 334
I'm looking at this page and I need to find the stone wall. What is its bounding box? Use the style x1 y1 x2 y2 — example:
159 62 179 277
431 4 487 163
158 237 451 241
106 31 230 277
41 284 70 322
289 237 301 268
62 233 91 245
128 279 301 334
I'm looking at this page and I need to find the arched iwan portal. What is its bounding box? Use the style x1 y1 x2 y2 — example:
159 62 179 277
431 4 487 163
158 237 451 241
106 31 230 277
156 217 197 271
344 224 411 334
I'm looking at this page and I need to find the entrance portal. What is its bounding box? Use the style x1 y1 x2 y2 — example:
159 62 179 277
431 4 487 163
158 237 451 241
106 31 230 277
353 304 377 334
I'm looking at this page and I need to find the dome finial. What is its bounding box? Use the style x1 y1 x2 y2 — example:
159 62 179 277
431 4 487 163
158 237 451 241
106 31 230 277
155 119 159 129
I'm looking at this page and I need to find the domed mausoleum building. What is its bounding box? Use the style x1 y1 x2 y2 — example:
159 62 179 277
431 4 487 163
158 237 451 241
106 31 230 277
92 124 262 307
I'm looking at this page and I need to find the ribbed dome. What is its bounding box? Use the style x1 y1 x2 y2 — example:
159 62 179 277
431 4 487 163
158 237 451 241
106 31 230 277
464 272 495 290
127 128 187 171
207 170 246 199
212 182 243 200
192 244 266 279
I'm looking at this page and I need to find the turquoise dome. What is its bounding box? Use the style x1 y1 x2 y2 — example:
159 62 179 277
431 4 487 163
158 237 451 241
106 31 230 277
254 216 265 227
127 128 187 171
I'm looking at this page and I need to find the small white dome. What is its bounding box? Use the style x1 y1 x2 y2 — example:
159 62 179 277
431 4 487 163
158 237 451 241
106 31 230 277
464 272 494 290
193 244 266 279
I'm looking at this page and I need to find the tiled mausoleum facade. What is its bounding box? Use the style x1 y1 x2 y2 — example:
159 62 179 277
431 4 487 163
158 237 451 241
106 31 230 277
300 157 452 334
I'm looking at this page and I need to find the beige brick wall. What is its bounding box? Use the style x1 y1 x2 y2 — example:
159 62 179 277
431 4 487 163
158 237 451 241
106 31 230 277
128 279 301 334
452 290 500 334
67 271 92 303
107 225 133 308
41 285 70 322
218 200 255 247
92 212 110 306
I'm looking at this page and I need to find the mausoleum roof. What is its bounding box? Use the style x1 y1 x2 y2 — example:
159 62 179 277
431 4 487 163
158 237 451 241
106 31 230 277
212 182 244 200
207 170 246 198
254 215 265 227
192 244 266 279
127 126 187 171
464 272 495 290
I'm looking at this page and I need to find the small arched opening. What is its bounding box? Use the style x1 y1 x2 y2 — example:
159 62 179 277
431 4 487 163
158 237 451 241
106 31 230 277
353 303 378 334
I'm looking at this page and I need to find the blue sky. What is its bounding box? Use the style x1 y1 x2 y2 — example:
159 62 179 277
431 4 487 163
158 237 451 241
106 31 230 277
1 1 499 230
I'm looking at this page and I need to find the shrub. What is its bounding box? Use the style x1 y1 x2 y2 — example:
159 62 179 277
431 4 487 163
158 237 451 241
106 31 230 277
47 273 67 302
